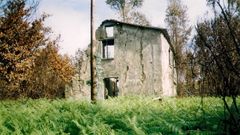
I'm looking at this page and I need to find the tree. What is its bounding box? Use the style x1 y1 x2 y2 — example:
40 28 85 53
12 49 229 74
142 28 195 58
130 11 150 26
194 0 240 133
27 42 75 99
165 0 191 96
0 0 74 99
105 0 150 25
0 0 48 98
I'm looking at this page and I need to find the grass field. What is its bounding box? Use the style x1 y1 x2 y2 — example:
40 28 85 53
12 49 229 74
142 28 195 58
0 96 234 134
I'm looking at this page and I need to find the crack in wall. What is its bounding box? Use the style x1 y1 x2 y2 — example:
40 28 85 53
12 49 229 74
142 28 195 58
122 26 140 83
129 27 146 84
140 29 146 83
151 36 155 94
124 65 129 82
122 27 129 83
122 27 146 87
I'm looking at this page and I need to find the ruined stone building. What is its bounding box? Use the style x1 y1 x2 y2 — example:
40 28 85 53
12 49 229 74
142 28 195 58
66 20 177 100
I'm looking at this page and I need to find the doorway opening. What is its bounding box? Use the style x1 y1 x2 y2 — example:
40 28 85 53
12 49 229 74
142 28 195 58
104 77 119 99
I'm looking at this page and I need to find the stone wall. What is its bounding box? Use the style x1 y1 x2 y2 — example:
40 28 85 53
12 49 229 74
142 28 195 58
99 23 176 97
65 20 177 100
65 45 105 100
65 51 91 100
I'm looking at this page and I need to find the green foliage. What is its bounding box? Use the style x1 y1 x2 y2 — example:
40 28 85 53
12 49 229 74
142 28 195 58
105 0 150 25
0 96 232 134
106 0 143 11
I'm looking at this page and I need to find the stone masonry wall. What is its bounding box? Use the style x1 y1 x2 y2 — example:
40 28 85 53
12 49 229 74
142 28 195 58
100 24 164 97
65 21 177 100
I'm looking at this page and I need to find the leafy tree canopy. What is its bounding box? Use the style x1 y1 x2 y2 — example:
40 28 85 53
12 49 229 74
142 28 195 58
105 0 150 26
0 0 74 99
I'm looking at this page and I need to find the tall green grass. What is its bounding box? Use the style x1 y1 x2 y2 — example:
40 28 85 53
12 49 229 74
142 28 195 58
0 96 233 134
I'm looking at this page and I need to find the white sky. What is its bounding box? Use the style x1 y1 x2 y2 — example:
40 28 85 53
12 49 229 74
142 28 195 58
38 0 212 56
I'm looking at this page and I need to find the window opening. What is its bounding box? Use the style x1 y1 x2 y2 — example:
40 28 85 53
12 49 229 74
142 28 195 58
102 39 114 59
169 48 173 67
106 26 114 37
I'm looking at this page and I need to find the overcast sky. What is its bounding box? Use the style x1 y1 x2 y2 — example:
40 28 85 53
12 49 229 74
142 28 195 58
38 0 211 56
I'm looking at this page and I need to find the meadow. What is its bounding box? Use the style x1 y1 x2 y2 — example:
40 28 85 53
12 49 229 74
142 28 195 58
0 96 233 134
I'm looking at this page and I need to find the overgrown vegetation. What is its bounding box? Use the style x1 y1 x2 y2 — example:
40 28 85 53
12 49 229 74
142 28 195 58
190 0 240 132
0 96 235 134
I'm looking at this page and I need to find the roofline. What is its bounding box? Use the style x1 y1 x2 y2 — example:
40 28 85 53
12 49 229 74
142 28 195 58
101 19 166 31
100 19 176 57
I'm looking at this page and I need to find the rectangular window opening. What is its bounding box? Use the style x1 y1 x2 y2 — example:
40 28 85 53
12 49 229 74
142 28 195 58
169 49 173 67
102 39 114 59
106 26 114 37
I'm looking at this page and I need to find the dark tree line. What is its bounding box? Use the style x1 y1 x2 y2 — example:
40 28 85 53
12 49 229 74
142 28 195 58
190 0 240 133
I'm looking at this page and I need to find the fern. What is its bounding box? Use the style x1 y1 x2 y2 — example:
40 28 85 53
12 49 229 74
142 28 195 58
0 96 231 134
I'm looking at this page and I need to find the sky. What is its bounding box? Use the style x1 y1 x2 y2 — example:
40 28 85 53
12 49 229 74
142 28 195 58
38 0 212 56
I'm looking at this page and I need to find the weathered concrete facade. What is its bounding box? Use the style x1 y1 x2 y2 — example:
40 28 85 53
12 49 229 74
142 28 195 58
66 20 177 100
